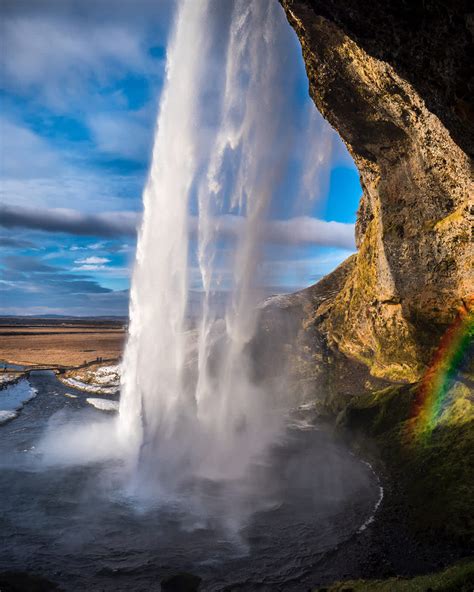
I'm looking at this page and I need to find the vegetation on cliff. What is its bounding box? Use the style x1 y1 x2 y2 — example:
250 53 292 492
313 558 474 592
338 377 474 542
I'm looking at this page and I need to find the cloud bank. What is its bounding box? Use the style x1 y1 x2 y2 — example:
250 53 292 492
0 204 355 250
0 204 139 237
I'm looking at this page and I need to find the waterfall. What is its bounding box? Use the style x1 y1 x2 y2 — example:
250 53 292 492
118 0 330 495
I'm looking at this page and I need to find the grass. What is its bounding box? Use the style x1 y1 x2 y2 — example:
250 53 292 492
313 558 474 591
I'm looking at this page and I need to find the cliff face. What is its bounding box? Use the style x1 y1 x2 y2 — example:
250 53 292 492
280 0 473 381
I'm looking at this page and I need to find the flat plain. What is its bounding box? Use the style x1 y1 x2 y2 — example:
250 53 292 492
0 318 127 368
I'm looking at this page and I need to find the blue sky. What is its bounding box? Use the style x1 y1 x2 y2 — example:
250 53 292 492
0 0 361 317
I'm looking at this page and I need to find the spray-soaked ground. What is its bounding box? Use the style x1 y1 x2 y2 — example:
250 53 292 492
0 372 382 592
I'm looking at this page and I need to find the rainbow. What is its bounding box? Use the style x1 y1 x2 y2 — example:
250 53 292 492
408 300 474 442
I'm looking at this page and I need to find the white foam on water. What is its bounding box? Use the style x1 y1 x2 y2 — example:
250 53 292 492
287 417 318 431
357 460 384 532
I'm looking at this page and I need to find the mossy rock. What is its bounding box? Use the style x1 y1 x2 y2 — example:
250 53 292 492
336 384 417 436
338 377 474 542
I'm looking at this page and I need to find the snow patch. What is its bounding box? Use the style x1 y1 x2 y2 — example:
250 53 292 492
60 364 121 394
0 373 18 385
0 379 37 425
0 410 18 424
91 365 120 385
61 377 117 395
86 398 119 412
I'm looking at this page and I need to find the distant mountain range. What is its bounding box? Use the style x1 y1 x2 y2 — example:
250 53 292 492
0 314 128 320
0 288 299 324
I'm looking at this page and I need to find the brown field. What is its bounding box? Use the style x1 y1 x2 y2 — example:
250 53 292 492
0 320 127 367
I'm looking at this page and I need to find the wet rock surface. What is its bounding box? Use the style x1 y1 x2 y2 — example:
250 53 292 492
0 571 60 592
161 573 202 592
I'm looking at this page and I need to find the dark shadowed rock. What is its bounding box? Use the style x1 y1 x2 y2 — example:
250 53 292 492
161 572 202 592
0 572 60 592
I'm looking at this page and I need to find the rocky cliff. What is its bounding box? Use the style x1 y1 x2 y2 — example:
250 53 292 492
280 0 473 382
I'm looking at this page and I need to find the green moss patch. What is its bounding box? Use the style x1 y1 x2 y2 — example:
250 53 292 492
338 377 474 541
313 558 474 591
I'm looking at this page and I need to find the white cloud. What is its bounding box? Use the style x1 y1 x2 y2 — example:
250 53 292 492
0 202 355 250
1 17 152 111
74 256 110 265
0 7 165 214
189 214 356 250
0 117 60 178
0 115 144 212
265 217 355 250
261 249 355 290
33 178 135 214
73 264 107 271
70 241 107 251
87 113 151 161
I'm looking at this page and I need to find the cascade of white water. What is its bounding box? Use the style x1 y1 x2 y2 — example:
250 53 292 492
118 0 210 474
118 0 330 493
